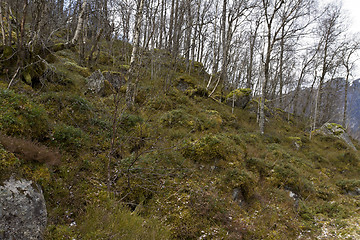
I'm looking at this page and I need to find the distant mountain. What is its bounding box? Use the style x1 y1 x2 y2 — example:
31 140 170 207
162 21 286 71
347 79 360 141
283 78 360 141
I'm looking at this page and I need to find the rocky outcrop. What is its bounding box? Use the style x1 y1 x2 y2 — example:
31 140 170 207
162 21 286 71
319 123 357 151
226 88 251 109
0 178 47 240
86 70 126 95
103 71 126 91
86 69 105 94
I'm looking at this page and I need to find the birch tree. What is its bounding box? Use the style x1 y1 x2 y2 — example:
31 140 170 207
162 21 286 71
126 0 145 108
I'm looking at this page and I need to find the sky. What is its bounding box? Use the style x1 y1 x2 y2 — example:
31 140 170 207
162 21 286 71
342 0 360 79
342 0 360 33
321 0 360 79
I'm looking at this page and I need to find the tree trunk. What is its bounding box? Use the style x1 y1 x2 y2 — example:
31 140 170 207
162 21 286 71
126 0 145 109
167 0 175 50
278 24 285 108
87 29 103 67
343 70 349 128
220 0 227 85
158 0 165 48
185 0 192 72
17 0 29 69
70 0 87 45
0 3 6 45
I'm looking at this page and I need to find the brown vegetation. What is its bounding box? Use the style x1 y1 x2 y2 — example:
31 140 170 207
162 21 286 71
0 134 61 166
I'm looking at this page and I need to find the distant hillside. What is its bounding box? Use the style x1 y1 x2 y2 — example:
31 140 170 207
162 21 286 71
284 78 360 141
347 79 360 141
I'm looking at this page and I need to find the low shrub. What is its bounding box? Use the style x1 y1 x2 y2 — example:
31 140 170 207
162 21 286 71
337 151 359 165
182 134 239 164
119 113 144 131
222 168 256 202
78 200 171 239
53 124 89 152
160 109 191 128
245 157 271 179
272 162 314 197
0 89 50 139
336 179 360 193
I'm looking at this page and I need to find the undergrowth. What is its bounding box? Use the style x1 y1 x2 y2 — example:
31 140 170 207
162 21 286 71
0 39 359 240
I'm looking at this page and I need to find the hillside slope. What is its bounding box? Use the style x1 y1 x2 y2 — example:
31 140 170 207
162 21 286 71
0 42 360 240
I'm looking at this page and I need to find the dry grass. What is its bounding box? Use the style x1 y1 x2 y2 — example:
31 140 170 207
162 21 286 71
0 134 61 166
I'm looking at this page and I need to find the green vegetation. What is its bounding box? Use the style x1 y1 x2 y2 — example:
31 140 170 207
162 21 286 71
0 39 359 240
226 88 252 99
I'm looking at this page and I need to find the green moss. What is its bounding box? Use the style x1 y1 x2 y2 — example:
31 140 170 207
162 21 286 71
102 80 114 96
119 113 143 131
23 71 32 84
203 110 222 129
0 45 14 59
177 74 197 86
222 168 255 201
185 86 209 97
0 146 21 181
160 109 191 128
327 123 345 130
334 130 343 136
182 133 241 164
64 61 91 77
226 88 251 99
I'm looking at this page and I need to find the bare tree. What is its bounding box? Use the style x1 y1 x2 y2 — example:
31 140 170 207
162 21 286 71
312 3 343 128
259 0 315 134
340 37 360 128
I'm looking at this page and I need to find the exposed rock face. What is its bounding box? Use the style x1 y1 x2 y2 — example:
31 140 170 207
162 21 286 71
103 71 126 91
87 70 126 95
320 123 357 151
86 69 105 94
0 178 47 240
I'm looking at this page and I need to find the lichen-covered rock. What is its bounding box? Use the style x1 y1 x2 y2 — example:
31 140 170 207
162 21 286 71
87 70 127 95
86 69 105 94
103 71 126 91
0 177 47 240
320 123 357 151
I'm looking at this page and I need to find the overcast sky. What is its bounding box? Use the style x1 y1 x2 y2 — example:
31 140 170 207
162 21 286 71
342 0 360 33
320 0 360 79
321 0 360 33
343 0 360 79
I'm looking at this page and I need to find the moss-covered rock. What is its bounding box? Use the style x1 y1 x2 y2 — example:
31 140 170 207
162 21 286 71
318 123 356 150
226 88 252 109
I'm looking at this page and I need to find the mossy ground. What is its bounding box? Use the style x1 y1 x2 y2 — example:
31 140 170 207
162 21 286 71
0 41 359 239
